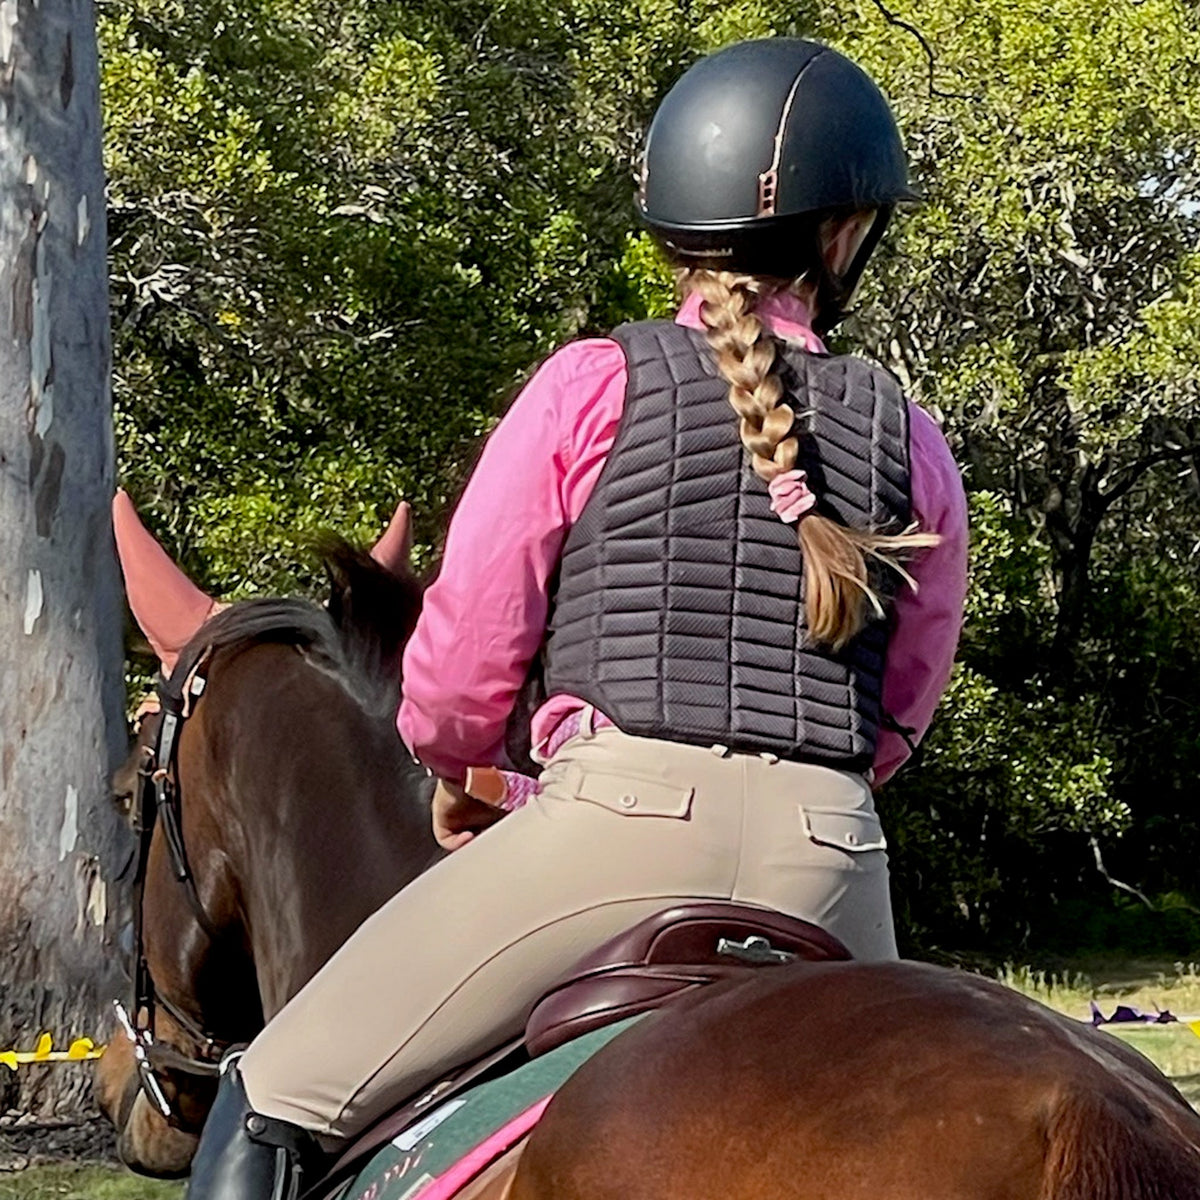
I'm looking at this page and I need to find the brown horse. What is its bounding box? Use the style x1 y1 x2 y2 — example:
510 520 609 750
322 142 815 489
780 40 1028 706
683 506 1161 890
96 534 441 1176
508 961 1200 1199
100 501 1200 1197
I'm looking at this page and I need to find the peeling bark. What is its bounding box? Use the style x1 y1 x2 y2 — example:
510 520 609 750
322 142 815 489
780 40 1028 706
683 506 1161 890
0 0 128 1119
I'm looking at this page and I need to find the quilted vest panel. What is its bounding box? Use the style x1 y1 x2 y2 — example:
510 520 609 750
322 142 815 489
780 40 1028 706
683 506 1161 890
542 320 912 769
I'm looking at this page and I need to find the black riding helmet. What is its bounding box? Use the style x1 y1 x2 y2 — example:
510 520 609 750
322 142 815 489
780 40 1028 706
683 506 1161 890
637 39 918 323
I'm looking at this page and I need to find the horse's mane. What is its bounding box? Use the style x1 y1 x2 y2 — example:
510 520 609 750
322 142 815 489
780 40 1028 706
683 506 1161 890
173 539 423 717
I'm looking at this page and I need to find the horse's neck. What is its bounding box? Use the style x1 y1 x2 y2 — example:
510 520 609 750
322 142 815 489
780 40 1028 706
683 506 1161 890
209 648 437 1018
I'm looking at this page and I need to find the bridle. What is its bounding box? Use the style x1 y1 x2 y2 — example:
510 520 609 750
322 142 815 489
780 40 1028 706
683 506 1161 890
117 640 231 1124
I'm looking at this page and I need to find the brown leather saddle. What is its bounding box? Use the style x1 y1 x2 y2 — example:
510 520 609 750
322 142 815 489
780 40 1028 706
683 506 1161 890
311 901 850 1197
525 900 851 1056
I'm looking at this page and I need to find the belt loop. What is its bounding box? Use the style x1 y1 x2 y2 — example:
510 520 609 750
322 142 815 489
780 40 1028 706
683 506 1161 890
579 705 596 738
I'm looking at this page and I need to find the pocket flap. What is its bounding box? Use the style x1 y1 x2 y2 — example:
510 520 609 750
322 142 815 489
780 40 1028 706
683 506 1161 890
572 769 694 818
802 806 887 852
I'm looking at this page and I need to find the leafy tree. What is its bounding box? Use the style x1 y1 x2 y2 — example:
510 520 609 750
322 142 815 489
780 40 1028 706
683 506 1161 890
103 0 1200 954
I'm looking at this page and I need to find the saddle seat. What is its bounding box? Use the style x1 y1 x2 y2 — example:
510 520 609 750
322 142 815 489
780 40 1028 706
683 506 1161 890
524 901 852 1058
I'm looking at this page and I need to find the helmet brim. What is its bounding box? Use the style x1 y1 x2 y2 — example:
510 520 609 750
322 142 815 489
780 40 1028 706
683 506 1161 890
637 191 921 277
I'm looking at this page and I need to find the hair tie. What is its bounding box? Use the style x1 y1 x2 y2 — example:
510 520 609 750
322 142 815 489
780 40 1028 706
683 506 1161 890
767 469 817 524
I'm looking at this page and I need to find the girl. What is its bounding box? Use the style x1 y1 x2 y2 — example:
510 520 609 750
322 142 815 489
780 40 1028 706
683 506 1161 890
188 37 969 1198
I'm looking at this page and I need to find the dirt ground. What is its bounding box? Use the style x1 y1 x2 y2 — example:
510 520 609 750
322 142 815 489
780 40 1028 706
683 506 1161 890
0 1115 116 1172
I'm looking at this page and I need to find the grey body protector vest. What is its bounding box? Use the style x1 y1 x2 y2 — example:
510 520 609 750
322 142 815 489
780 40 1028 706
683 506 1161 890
540 320 912 772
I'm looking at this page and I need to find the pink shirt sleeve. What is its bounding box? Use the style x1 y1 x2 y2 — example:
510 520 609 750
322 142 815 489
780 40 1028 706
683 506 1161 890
397 339 627 781
872 404 969 786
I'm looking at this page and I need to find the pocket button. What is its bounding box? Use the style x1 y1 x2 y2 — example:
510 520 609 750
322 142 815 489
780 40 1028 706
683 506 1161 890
619 794 638 809
845 832 858 846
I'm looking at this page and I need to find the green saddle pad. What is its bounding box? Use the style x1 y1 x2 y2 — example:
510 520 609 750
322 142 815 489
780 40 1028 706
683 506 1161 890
337 1017 640 1200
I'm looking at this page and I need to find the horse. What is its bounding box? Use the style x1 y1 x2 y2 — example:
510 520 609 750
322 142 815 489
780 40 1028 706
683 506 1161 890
99 498 1200 1197
96 502 441 1176
506 960 1200 1199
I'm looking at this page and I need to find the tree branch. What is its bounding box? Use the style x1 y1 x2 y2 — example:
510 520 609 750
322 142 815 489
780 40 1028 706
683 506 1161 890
866 0 978 102
1099 443 1200 508
1090 837 1155 910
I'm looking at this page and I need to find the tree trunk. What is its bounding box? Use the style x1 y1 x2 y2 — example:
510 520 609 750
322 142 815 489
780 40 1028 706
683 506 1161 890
1042 455 1105 682
0 0 129 1120
1048 525 1096 678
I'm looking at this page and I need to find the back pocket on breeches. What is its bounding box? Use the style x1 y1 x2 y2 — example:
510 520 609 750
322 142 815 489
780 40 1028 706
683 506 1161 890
801 805 888 854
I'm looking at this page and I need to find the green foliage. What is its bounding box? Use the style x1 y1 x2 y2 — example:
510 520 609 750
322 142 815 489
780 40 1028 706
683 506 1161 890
885 491 1124 948
104 0 1200 954
958 492 1050 659
594 233 677 327
819 0 1199 953
887 662 1121 947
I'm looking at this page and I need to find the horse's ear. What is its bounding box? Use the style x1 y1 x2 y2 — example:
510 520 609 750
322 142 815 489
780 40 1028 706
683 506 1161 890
112 491 223 674
369 500 413 578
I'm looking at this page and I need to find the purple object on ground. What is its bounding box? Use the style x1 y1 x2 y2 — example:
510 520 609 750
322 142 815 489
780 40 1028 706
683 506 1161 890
1090 1000 1177 1026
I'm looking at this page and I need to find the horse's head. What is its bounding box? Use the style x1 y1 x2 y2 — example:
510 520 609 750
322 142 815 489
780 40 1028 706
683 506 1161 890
101 493 427 1176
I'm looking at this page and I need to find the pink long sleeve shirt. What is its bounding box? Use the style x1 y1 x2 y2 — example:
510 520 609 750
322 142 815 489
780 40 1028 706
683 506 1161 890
399 293 969 787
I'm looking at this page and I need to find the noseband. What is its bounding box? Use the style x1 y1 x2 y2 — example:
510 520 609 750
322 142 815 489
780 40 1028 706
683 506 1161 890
120 642 228 1122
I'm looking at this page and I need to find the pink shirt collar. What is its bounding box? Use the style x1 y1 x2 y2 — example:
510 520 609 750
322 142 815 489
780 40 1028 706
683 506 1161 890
675 289 826 354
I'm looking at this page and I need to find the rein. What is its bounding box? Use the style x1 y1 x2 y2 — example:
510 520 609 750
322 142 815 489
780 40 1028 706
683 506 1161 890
120 643 229 1121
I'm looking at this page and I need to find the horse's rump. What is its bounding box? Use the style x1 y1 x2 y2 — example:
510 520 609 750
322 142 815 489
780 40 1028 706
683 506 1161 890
506 961 1200 1200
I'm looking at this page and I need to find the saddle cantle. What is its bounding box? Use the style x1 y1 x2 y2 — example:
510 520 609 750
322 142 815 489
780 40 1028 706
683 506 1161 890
525 901 852 1058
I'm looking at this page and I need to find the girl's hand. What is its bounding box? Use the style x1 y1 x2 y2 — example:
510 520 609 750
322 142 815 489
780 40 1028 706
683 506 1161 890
431 779 504 851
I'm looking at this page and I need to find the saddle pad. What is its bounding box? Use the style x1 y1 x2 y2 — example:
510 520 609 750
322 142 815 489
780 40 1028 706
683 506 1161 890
339 1017 641 1200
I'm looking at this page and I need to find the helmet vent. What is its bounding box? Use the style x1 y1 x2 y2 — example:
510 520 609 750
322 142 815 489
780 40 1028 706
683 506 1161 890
756 55 820 218
757 169 779 217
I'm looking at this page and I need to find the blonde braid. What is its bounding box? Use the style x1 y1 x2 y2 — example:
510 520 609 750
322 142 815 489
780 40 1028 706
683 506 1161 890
688 270 797 479
682 268 941 650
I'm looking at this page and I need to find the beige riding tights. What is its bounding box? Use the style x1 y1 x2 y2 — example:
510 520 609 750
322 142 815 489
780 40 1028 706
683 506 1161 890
238 724 897 1139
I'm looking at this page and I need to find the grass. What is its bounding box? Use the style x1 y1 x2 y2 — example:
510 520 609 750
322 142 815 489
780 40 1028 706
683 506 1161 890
999 959 1200 1013
0 1166 181 1199
1002 959 1200 1105
4 961 1200 1196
